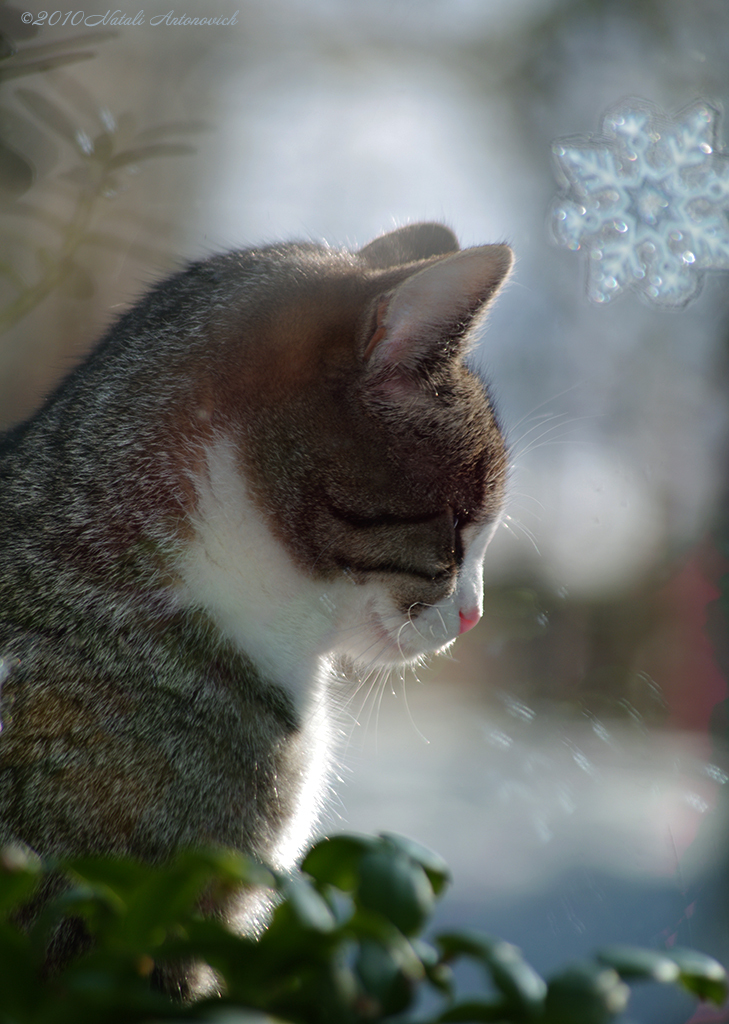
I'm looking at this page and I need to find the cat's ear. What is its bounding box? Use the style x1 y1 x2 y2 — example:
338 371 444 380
358 223 459 269
363 244 513 373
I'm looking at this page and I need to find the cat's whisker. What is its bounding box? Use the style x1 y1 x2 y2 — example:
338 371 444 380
500 514 541 555
398 669 431 746
358 670 386 736
341 661 377 710
395 616 422 661
403 606 427 644
374 668 392 745
505 490 546 513
433 606 448 637
348 665 396 752
505 380 602 466
510 414 592 461
355 626 400 664
310 535 341 574
508 410 574 447
338 672 382 753
403 600 451 648
505 382 585 435
337 619 404 681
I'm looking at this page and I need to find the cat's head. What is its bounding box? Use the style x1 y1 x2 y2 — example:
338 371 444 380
179 224 512 681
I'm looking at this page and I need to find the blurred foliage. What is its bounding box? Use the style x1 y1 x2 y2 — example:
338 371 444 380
0 3 200 334
0 832 726 1023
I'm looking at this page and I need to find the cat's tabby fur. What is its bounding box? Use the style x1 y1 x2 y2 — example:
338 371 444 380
0 222 512 995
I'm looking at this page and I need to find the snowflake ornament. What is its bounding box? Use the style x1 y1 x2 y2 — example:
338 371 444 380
550 98 729 308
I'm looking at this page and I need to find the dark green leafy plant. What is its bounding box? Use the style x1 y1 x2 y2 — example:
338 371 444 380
0 833 725 1024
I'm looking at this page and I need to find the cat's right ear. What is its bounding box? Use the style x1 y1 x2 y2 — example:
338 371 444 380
362 243 513 378
358 223 459 269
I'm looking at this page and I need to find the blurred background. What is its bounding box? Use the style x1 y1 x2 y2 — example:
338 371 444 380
2 1 729 1019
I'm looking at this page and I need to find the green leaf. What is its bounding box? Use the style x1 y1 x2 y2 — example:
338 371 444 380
195 846 277 890
666 946 728 1005
302 833 378 891
437 931 546 1018
379 833 452 895
64 855 152 895
480 942 546 1016
356 937 418 1016
596 944 680 983
545 963 630 1024
53 877 127 921
279 875 336 934
157 914 258 994
58 850 274 955
356 849 434 936
413 936 454 995
0 868 39 915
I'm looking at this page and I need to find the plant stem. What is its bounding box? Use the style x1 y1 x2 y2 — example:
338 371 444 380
0 188 96 335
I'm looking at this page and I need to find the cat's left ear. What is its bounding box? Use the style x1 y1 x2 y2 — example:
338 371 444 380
363 244 513 371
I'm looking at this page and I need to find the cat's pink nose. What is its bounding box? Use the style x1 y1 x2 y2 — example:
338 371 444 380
459 608 481 634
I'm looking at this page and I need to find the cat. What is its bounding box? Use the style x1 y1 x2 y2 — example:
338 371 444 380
0 221 512 996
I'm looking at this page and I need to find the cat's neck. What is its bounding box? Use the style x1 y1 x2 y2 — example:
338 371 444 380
176 434 352 707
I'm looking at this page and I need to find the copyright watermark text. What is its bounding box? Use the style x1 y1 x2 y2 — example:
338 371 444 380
21 10 239 27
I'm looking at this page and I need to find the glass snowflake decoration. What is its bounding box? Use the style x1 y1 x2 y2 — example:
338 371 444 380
550 98 729 308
